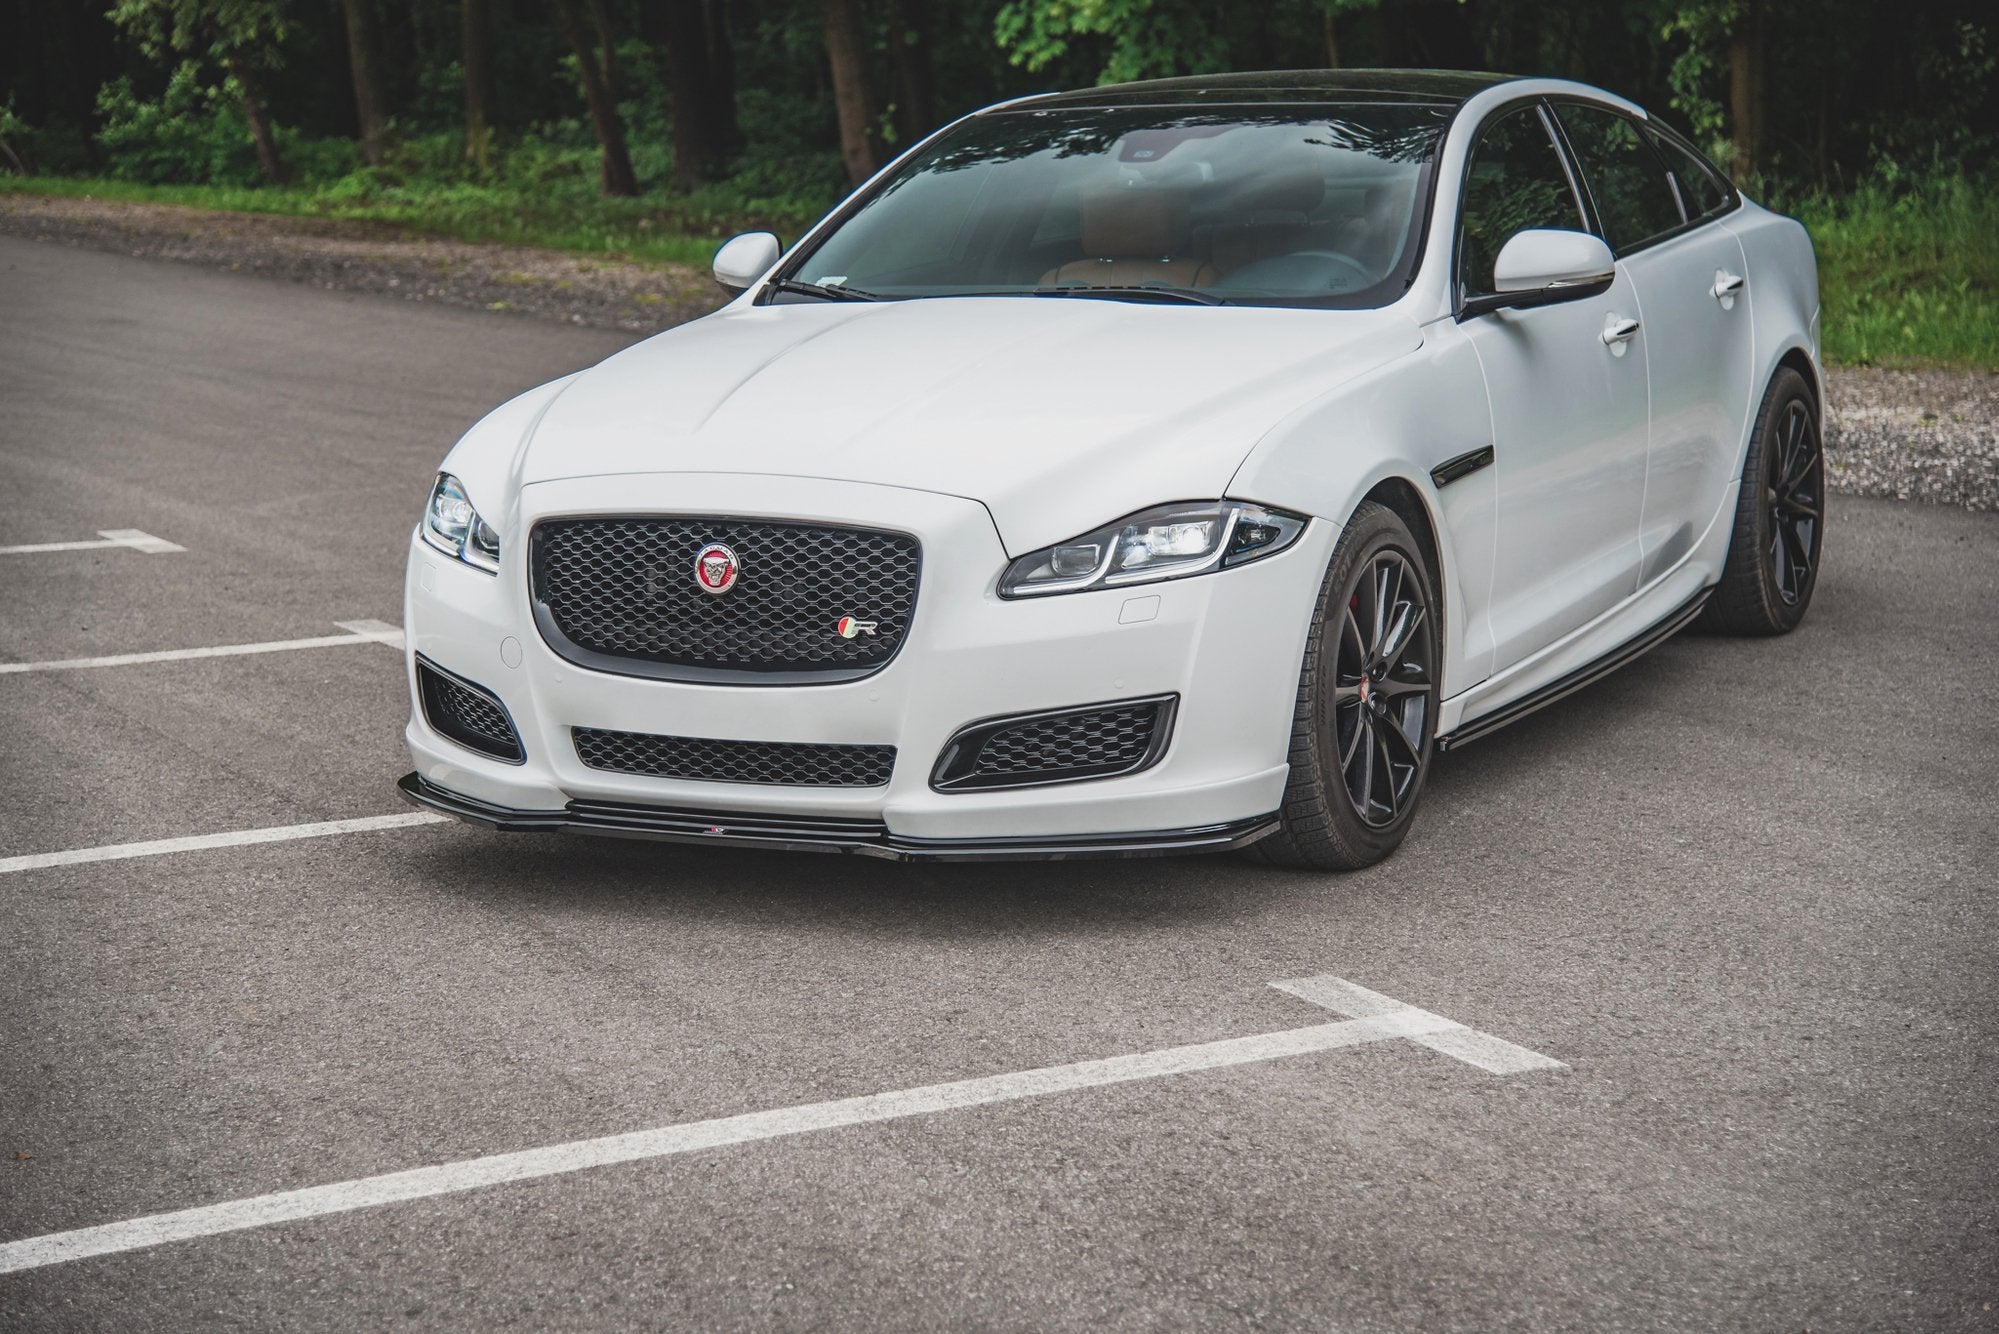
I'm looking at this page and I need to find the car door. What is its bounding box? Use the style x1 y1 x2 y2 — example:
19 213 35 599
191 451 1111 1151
1553 103 1758 585
1455 102 1650 673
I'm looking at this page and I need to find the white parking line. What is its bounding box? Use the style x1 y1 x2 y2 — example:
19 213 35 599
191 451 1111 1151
0 621 404 675
0 812 451 877
0 976 1564 1273
0 529 185 555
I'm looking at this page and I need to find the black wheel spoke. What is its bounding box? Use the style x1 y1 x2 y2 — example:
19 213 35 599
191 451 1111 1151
1374 728 1399 819
1764 400 1821 607
1377 712 1422 767
1347 716 1376 810
1380 603 1425 669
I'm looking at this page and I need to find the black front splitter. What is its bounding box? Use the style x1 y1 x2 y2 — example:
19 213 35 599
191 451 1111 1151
398 773 1279 863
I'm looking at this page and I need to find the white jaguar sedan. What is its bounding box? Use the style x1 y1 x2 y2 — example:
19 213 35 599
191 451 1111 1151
399 70 1823 870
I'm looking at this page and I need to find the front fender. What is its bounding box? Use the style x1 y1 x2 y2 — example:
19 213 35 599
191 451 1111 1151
1226 329 1496 698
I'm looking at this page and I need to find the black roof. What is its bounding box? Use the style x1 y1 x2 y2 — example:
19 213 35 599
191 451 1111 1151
1004 69 1517 111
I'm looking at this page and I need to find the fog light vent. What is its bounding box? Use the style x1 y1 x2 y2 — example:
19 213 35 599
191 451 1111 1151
417 658 525 764
931 695 1176 792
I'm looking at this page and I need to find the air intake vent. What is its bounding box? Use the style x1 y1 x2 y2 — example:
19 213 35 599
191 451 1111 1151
417 659 525 763
931 696 1176 791
574 727 895 788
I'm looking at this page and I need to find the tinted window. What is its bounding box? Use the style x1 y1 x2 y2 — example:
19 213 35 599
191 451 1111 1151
1459 106 1588 295
1646 126 1731 220
1555 104 1685 253
784 103 1453 309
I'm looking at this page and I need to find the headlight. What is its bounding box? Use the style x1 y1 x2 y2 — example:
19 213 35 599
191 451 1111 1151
999 501 1307 598
420 473 501 573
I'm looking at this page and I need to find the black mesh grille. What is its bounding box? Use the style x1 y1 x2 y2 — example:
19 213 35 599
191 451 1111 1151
979 705 1160 777
933 697 1174 791
531 517 919 683
574 727 895 787
418 661 524 763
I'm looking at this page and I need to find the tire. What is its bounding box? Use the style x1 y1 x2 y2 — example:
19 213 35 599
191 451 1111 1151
1699 367 1825 635
1252 501 1441 871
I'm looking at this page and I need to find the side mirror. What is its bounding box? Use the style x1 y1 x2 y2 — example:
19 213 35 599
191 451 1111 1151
1462 229 1616 317
713 231 782 294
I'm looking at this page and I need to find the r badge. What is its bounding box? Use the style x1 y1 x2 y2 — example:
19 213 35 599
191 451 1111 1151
835 616 879 639
694 542 739 595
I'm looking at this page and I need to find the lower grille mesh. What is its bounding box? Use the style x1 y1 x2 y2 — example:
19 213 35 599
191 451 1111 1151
932 696 1176 791
977 705 1161 778
573 727 895 788
418 661 524 763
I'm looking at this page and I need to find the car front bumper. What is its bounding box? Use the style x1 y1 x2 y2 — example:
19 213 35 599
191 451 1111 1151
402 472 1328 853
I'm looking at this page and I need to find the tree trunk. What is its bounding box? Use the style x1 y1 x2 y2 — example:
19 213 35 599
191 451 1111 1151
590 0 619 104
340 0 389 167
225 53 289 185
552 0 639 196
463 0 495 171
1728 1 1764 182
661 0 715 191
1322 9 1341 69
886 0 935 146
822 0 879 186
703 0 742 156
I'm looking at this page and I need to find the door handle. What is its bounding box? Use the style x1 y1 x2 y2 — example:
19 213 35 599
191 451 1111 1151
1601 314 1641 345
1711 270 1745 300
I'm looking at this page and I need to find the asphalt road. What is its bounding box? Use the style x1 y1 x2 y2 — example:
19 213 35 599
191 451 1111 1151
1 234 1995 1332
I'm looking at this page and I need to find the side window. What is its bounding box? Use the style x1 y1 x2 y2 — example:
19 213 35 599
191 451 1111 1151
1458 106 1588 296
1645 126 1731 221
1555 104 1685 253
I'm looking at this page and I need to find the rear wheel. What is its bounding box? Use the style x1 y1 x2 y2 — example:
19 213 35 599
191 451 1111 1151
1252 502 1440 871
1700 367 1825 635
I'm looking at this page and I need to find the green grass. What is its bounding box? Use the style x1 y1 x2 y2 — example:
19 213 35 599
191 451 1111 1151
0 173 828 271
6 171 1994 368
1796 176 1999 369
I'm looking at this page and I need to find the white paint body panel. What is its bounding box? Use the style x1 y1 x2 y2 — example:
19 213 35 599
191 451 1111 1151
409 77 1819 842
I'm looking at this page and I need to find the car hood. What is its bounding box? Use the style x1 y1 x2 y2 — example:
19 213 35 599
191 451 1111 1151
518 296 1422 554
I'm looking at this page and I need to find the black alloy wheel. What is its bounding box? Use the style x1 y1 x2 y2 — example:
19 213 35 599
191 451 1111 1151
1254 501 1440 871
1766 399 1822 606
1701 366 1825 636
1333 551 1435 828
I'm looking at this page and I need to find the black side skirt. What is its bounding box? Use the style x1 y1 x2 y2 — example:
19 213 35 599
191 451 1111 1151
398 772 1279 863
1435 587 1712 752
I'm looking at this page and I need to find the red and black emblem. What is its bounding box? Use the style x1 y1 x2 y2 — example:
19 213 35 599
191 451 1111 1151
694 542 739 595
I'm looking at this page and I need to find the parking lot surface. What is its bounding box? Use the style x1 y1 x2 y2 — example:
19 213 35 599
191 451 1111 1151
2 234 1995 1331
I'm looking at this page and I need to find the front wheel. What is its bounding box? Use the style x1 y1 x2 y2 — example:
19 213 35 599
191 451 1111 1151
1252 502 1440 871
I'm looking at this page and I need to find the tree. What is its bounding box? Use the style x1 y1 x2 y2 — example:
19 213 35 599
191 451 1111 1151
657 0 742 192
550 0 638 195
462 0 495 171
339 0 388 166
822 0 880 185
885 0 936 145
106 0 292 184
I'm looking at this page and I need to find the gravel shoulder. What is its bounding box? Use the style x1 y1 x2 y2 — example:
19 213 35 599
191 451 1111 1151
3 191 1992 512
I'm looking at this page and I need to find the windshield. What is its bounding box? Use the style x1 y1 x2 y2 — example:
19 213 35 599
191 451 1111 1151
777 103 1453 309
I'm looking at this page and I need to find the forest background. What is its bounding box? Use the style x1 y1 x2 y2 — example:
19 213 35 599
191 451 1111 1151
1 0 1993 366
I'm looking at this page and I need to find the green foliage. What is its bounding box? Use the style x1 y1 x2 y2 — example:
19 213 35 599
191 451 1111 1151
106 0 290 64
1654 0 1735 153
993 0 1228 83
0 105 94 176
94 65 263 185
1799 174 1999 367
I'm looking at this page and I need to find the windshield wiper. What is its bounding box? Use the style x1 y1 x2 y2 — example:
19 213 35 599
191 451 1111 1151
769 278 880 302
1025 284 1228 306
